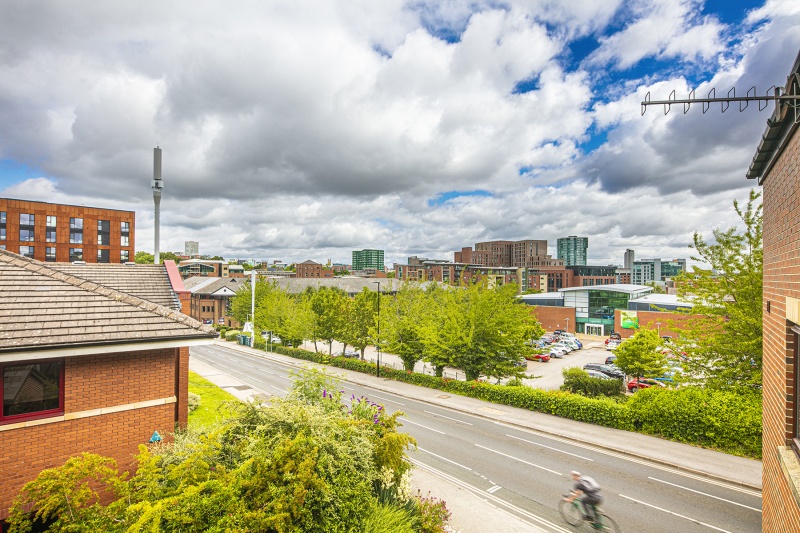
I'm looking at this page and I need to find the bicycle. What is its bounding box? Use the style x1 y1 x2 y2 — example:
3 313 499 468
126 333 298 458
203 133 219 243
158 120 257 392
559 495 622 532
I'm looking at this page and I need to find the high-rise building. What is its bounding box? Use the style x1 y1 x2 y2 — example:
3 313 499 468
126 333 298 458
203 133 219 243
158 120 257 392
623 249 635 269
0 198 135 263
454 239 559 269
557 236 588 266
352 249 385 271
185 241 199 256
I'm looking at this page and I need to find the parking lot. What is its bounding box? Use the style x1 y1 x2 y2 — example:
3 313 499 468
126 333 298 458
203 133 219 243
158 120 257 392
520 337 613 390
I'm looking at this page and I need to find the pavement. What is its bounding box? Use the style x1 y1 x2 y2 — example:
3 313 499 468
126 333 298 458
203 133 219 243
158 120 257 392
191 338 762 533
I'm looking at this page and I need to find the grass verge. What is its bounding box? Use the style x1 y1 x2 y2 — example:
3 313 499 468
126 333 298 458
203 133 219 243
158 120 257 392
188 370 242 428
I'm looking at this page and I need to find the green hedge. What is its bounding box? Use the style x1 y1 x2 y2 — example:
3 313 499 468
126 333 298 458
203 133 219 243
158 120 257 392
224 330 242 341
261 346 761 458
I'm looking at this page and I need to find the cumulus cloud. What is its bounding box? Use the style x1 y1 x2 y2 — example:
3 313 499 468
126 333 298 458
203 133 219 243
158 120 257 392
0 0 795 269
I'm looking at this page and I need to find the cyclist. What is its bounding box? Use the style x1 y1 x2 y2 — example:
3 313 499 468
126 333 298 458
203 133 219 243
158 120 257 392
565 470 603 523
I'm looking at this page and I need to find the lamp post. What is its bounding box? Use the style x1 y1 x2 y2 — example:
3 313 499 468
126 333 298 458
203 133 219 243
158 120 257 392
373 281 381 377
656 321 661 337
250 267 256 348
565 317 569 333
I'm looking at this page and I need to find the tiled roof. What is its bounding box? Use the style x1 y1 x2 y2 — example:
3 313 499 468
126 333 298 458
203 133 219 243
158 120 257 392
0 250 216 353
47 263 180 310
189 277 248 295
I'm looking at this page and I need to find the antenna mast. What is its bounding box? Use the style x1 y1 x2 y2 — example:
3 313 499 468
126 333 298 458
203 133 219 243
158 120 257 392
152 147 163 264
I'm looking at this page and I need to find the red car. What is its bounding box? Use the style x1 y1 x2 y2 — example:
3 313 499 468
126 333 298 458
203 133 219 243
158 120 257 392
530 353 551 363
627 378 664 392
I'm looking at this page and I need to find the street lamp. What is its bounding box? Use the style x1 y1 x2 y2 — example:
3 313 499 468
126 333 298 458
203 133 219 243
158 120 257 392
656 321 661 337
373 281 381 378
565 317 569 333
251 267 256 348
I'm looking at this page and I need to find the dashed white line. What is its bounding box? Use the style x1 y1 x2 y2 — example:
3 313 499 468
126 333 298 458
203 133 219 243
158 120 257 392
424 410 473 425
486 485 502 494
648 477 761 513
620 494 731 532
399 417 445 434
474 444 562 476
370 394 404 405
505 434 593 461
417 447 472 471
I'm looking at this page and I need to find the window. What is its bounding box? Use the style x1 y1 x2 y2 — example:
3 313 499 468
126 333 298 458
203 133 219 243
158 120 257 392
0 211 5 223
97 220 110 245
70 217 83 244
20 228 35 242
69 248 83 261
120 249 129 263
46 230 56 242
97 249 109 263
0 227 5 241
19 246 34 258
794 326 800 458
121 235 129 246
46 247 56 262
1 360 64 424
70 232 83 244
20 213 35 226
70 217 83 229
46 215 57 228
0 211 6 241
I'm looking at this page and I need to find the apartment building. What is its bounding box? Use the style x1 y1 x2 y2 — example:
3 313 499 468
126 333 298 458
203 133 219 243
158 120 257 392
631 258 686 285
0 198 135 263
352 249 385 271
296 260 334 278
454 239 562 269
557 236 588 266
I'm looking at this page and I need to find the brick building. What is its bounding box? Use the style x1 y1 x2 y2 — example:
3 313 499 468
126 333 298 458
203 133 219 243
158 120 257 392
0 250 215 523
746 50 800 531
295 260 334 278
454 239 560 269
183 276 248 326
0 198 135 263
177 259 230 278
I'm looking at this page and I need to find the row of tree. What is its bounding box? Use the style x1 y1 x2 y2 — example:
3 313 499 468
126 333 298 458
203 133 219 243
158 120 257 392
230 281 543 382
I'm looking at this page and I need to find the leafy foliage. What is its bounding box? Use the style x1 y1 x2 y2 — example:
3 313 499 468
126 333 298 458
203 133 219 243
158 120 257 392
613 329 668 381
673 189 763 388
560 367 624 397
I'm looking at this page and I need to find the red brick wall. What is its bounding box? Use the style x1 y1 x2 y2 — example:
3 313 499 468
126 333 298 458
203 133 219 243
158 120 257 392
612 310 686 339
761 123 800 531
530 306 576 333
0 347 183 521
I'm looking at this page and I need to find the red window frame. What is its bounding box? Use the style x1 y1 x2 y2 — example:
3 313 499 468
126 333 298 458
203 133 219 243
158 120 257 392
0 358 65 425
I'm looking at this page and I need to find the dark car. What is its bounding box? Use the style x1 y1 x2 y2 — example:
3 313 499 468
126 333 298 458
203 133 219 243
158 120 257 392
583 363 625 380
605 355 617 365
627 378 665 392
513 358 529 368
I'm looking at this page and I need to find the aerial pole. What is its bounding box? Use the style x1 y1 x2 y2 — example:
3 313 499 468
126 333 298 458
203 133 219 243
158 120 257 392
152 147 163 264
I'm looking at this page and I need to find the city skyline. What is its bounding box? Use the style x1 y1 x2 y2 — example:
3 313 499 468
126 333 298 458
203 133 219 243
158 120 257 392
0 1 796 267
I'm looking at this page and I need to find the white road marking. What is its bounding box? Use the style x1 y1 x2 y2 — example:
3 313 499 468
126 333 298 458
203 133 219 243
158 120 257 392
399 417 445 434
410 458 569 532
494 421 761 498
648 477 761 513
620 494 731 532
418 447 472 471
505 434 593 461
370 394 404 405
474 444 562 476
424 410 473 425
486 485 502 494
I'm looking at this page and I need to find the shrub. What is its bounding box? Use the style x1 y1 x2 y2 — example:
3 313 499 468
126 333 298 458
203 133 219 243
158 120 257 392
415 492 452 533
560 367 624 398
225 330 242 341
187 392 201 413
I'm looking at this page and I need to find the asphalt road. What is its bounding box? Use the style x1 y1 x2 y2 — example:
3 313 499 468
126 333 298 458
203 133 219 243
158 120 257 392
190 344 761 533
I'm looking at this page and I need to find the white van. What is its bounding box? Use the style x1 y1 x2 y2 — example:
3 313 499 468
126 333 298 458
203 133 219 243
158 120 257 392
559 332 576 340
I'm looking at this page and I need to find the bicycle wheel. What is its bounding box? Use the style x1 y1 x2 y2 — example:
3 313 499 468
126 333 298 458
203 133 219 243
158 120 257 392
594 512 622 533
558 499 585 526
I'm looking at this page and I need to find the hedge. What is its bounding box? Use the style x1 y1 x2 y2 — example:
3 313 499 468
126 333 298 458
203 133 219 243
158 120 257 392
261 345 761 458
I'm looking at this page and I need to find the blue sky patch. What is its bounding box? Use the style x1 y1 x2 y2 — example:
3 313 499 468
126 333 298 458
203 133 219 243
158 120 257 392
428 189 492 207
0 160 42 190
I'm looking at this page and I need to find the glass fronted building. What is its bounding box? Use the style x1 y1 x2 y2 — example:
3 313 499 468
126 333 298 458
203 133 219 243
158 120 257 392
352 249 385 271
556 236 588 266
520 284 652 336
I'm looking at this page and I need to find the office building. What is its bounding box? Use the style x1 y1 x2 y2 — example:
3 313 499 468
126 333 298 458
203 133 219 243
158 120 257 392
0 198 134 263
557 236 588 266
623 249 635 269
352 249 384 271
631 258 686 285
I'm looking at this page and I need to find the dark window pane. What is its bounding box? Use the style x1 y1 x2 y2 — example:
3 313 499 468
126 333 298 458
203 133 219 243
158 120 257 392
3 361 62 417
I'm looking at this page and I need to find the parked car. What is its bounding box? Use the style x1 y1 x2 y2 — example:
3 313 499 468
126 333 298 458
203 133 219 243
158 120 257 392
552 341 574 353
583 363 625 380
548 347 567 358
573 339 583 349
513 358 529 368
604 332 621 345
605 355 617 365
627 378 665 392
606 340 621 351
337 349 359 359
586 370 614 380
530 353 550 362
563 339 581 350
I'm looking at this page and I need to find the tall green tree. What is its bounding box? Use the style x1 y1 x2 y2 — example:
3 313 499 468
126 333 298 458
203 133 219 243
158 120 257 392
342 288 378 359
673 189 763 389
134 251 154 264
380 284 428 371
613 328 668 382
419 282 541 381
310 287 348 355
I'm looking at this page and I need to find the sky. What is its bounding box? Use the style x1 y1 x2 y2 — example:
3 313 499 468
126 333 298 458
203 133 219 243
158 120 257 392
1 0 799 268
